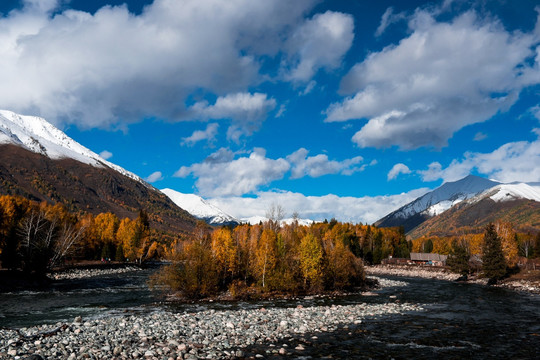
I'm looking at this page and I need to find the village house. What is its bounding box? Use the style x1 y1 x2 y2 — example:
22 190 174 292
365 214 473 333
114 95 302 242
410 252 448 266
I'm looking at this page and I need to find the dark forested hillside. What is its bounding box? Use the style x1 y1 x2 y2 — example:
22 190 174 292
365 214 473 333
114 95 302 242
0 144 196 234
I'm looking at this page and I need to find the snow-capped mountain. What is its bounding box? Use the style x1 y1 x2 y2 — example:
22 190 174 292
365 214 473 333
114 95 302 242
0 110 145 185
161 188 239 226
408 181 540 239
377 175 540 234
0 110 197 234
240 216 315 226
476 182 540 203
376 175 499 231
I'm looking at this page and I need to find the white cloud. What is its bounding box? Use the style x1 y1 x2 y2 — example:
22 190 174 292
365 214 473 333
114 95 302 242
145 171 164 183
327 9 540 149
473 132 487 141
174 147 371 196
186 92 276 142
287 148 364 179
375 7 407 37
174 148 290 197
275 103 287 118
208 187 429 224
283 11 354 82
0 0 317 129
387 163 411 181
531 105 540 121
99 150 113 160
181 123 219 147
419 132 540 183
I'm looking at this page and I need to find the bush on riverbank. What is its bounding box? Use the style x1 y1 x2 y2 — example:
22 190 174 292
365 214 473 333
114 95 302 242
151 221 367 299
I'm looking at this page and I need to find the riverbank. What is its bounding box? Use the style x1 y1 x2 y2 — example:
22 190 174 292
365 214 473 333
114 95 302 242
0 298 423 359
366 265 540 294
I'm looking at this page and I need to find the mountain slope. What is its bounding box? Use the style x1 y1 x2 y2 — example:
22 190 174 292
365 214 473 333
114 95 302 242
375 175 499 231
0 110 143 184
161 188 239 226
0 110 197 234
408 198 540 239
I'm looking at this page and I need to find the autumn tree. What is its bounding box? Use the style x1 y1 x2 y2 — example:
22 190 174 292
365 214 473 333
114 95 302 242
155 240 219 298
265 202 284 232
299 233 325 290
326 239 364 290
211 227 237 282
494 221 518 267
0 195 29 270
482 223 507 284
254 229 278 289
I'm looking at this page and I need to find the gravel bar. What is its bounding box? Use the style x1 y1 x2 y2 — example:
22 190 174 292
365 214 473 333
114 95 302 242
0 301 424 359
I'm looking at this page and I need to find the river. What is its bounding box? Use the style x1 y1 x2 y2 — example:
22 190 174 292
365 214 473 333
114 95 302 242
1 269 539 358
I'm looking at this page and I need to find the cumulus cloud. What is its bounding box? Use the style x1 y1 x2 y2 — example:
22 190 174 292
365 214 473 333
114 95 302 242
419 133 540 183
175 147 371 196
145 171 164 183
283 11 354 82
186 93 276 142
208 187 429 224
0 0 317 129
174 148 290 197
327 9 540 149
99 150 113 160
181 123 219 147
387 163 411 181
287 148 364 179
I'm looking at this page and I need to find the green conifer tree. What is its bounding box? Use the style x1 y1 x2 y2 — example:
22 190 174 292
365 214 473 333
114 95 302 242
447 240 469 277
482 223 507 284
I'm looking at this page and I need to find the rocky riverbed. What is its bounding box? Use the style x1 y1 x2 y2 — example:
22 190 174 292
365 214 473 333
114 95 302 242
366 265 540 294
0 299 423 359
51 266 142 281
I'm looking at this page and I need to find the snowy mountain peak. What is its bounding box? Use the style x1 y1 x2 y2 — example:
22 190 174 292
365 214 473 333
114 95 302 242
377 175 540 232
399 175 499 218
477 182 540 203
161 188 239 226
240 216 315 226
376 175 500 231
0 110 146 185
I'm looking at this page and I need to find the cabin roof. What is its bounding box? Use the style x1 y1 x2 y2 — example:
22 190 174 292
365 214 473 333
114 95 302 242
410 252 448 262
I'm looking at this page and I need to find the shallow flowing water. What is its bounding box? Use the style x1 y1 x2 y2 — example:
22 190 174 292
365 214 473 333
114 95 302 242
1 270 539 358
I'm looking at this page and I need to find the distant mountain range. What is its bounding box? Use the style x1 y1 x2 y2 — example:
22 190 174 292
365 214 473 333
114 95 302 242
376 175 540 237
0 110 197 234
160 188 239 226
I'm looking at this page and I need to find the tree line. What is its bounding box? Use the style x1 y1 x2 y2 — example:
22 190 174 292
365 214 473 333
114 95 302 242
0 195 166 276
152 219 412 299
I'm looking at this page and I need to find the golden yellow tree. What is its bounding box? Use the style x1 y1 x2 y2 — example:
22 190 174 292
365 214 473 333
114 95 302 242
299 233 324 290
254 229 278 289
327 239 364 289
116 218 138 261
495 221 519 267
211 227 237 278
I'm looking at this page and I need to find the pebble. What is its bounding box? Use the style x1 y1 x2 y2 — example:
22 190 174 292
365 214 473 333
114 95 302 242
0 296 424 360
51 266 142 280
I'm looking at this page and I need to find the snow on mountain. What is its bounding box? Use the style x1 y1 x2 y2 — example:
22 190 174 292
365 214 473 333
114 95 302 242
240 216 315 226
395 175 499 219
161 188 239 226
475 182 540 203
0 110 145 185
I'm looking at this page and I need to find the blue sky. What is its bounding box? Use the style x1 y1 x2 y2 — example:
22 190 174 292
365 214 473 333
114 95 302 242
1 0 540 223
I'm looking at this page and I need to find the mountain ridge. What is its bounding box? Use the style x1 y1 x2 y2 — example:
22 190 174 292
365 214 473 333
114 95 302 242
0 110 197 234
375 175 499 231
161 188 239 226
